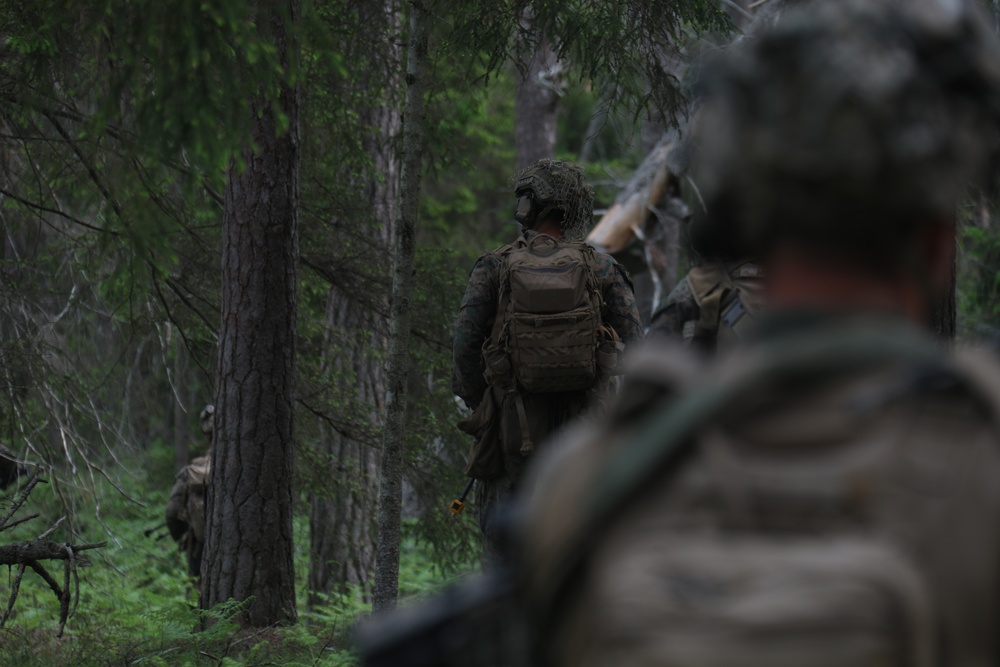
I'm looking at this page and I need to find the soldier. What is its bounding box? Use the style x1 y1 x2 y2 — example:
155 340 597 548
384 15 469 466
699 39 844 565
647 256 764 353
453 158 642 566
165 404 214 579
516 1 1000 665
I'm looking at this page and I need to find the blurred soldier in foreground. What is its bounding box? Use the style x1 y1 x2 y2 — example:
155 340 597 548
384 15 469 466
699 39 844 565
517 0 1000 665
452 159 642 566
165 404 214 579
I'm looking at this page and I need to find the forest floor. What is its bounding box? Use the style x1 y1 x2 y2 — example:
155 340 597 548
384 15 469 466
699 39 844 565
0 443 477 666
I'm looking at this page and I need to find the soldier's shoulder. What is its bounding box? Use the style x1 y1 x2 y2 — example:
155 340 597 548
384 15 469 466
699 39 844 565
663 274 696 307
649 278 698 339
588 247 634 290
467 249 505 277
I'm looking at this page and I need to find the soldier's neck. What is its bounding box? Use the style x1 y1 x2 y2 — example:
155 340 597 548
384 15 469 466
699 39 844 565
765 246 928 324
527 220 563 239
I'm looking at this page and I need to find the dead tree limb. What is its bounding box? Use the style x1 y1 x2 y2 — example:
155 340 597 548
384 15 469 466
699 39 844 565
587 135 690 320
0 473 43 531
0 538 105 565
0 473 106 636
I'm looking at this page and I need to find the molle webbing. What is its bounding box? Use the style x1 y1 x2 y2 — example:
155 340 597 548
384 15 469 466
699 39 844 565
484 235 606 453
490 236 603 396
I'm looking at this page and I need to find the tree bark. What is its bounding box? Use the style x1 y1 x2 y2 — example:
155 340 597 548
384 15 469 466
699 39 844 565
371 0 427 612
586 135 688 322
307 0 401 606
930 228 957 340
202 1 300 627
515 10 560 170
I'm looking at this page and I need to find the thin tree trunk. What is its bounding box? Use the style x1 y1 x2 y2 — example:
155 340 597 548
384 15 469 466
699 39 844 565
930 233 957 339
515 10 560 169
171 332 190 470
202 1 300 627
307 0 401 606
307 289 387 602
372 0 427 612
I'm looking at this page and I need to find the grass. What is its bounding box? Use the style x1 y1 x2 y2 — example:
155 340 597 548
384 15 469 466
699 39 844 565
0 448 479 666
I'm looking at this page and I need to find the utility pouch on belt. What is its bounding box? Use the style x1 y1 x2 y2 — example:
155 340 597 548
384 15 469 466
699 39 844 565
458 388 504 480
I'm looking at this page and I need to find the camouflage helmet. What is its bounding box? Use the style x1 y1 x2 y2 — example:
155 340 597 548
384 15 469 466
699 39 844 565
512 159 595 241
693 0 1000 266
199 404 215 436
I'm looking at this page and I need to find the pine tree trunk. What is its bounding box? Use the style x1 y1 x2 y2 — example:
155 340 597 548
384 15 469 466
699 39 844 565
930 234 957 340
307 0 401 605
201 1 300 627
171 334 191 470
371 0 427 612
515 9 560 169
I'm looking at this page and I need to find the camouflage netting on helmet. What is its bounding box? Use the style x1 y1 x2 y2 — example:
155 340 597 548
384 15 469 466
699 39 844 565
513 159 595 241
693 0 1000 264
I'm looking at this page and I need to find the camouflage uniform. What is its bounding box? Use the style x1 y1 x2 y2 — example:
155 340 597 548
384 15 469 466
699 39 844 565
513 1 1000 665
165 404 214 579
453 230 642 565
649 259 764 352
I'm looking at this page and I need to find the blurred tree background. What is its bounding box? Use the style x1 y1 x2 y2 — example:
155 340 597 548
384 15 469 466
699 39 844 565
1 0 998 662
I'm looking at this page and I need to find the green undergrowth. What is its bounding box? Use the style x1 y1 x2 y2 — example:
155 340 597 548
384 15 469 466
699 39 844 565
0 446 479 666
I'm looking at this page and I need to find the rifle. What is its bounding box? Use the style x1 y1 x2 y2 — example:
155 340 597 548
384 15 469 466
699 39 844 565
353 567 529 667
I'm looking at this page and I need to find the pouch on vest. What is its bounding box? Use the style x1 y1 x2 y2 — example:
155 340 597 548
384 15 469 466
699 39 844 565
458 388 504 480
685 261 764 349
615 422 937 667
612 533 934 667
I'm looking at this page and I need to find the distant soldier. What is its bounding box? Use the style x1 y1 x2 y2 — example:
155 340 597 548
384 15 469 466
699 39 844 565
165 404 214 579
517 1 1000 665
453 159 642 565
648 257 765 353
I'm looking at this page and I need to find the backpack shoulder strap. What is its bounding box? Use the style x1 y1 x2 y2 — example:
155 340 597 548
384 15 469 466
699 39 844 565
488 242 521 346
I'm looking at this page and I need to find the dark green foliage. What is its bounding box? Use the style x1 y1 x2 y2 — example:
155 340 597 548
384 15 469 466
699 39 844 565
1 0 292 174
0 0 734 653
958 194 1000 344
440 0 732 128
0 445 375 665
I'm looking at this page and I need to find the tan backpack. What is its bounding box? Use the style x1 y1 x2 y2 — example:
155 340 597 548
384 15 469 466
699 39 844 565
481 234 621 457
486 234 605 393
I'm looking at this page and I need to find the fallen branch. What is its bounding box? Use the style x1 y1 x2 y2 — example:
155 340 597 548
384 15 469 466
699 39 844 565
0 472 107 636
0 539 105 565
